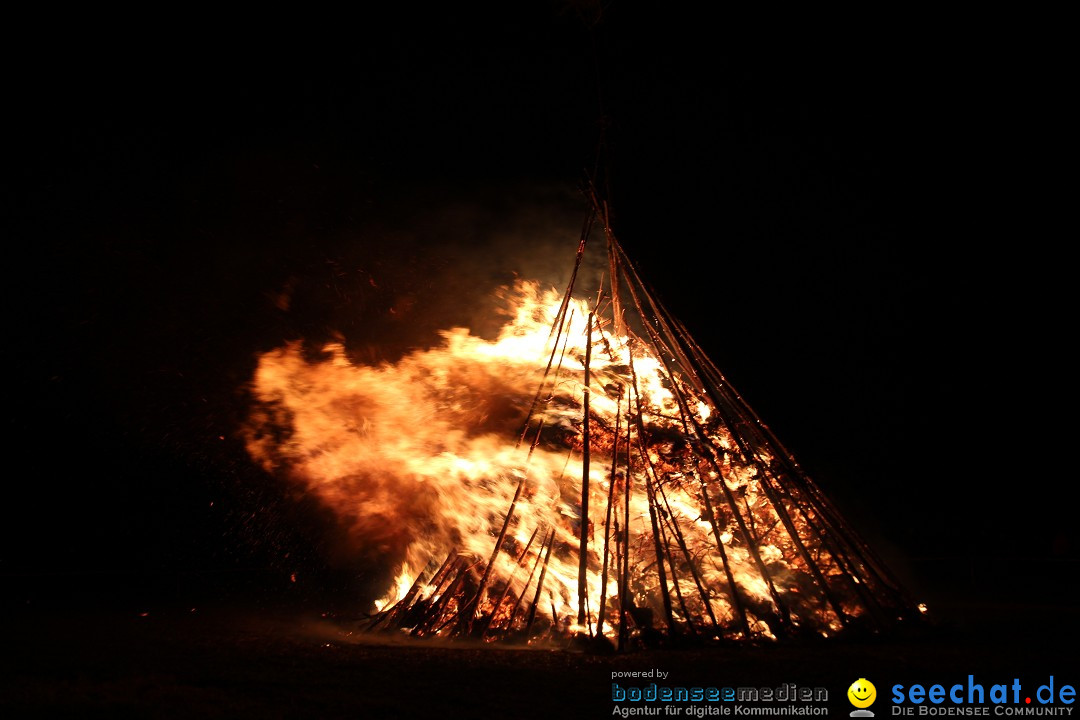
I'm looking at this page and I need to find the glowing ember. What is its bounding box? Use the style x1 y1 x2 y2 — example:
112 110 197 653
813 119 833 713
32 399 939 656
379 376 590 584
242 232 917 648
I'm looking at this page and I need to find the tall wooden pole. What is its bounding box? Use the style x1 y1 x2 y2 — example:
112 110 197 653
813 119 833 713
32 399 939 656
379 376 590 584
618 405 632 651
577 310 594 627
596 388 622 639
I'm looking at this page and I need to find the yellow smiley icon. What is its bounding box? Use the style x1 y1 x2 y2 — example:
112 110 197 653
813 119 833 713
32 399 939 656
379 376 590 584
848 679 877 708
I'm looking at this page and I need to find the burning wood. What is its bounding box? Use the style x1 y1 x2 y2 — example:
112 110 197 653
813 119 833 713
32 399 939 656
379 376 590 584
241 202 920 651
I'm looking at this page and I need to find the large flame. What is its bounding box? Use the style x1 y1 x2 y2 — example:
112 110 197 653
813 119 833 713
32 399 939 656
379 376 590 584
243 278 884 644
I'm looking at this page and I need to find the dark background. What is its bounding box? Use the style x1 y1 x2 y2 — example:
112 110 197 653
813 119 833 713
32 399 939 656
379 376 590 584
4 2 1075 645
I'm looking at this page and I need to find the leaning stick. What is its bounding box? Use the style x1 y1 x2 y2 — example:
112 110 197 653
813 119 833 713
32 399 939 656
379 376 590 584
518 213 593 446
479 524 541 639
501 525 551 635
628 350 676 636
369 555 438 631
461 465 533 635
651 485 693 632
410 556 469 637
653 478 721 634
461 418 548 634
525 527 558 635
596 388 623 638
613 259 792 632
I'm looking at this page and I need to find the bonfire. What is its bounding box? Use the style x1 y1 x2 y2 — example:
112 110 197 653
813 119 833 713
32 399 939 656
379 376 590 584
241 191 921 651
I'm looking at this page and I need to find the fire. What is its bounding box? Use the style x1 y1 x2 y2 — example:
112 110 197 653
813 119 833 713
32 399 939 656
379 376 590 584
242 265 914 646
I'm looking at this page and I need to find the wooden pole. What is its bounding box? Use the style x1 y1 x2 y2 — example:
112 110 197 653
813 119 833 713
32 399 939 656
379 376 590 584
650 483 693 634
525 528 558 635
654 366 755 638
696 470 752 637
610 259 792 633
628 349 675 637
547 309 576 401
518 212 593 447
400 549 460 633
501 525 551 635
461 472 528 635
411 557 472 637
368 556 438 632
671 306 906 602
611 235 910 626
618 403 633 652
653 478 721 634
577 310 594 627
479 524 541 639
596 388 622 639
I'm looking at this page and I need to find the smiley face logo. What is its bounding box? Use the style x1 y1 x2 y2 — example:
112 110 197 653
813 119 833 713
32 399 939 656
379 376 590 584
848 678 877 709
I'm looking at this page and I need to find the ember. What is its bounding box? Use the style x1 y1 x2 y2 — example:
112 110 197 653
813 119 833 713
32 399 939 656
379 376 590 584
241 198 919 650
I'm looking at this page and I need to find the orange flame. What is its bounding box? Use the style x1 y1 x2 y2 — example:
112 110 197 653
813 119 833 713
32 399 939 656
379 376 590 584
243 279 879 642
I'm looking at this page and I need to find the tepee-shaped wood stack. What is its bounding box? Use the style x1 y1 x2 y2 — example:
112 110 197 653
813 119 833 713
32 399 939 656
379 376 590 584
360 188 920 650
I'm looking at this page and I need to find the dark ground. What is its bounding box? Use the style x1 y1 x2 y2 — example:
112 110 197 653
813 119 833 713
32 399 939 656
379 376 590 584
3 590 1077 718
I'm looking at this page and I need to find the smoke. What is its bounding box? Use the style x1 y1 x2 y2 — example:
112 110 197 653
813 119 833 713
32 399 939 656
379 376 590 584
271 179 608 361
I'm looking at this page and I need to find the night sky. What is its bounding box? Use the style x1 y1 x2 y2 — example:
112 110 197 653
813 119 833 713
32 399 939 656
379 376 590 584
5 7 1075 618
